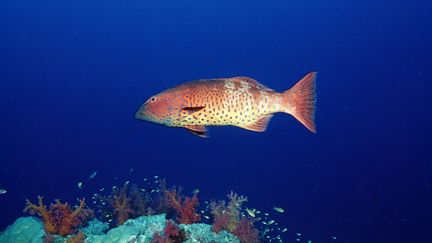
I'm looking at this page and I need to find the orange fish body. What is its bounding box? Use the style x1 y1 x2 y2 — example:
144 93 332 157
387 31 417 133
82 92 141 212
135 72 317 137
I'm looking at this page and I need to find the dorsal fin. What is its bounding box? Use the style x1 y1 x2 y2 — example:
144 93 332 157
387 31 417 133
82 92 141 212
230 77 273 91
240 114 273 132
185 125 208 138
182 106 205 115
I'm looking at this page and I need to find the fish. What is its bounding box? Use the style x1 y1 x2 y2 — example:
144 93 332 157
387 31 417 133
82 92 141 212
135 72 317 137
246 208 256 217
77 182 83 189
89 171 97 179
273 206 284 213
0 189 7 194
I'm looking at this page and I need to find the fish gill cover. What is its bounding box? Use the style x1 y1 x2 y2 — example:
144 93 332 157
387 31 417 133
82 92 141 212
0 0 431 243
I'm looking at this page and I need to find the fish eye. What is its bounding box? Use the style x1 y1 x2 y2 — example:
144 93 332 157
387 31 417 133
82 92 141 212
150 97 156 102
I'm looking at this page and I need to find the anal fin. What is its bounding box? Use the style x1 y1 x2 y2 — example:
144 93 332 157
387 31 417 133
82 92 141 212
185 125 208 138
240 114 273 132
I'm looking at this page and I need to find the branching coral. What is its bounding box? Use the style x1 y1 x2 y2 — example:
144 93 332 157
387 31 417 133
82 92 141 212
210 191 259 242
24 196 93 236
210 191 247 232
232 218 260 243
95 183 161 226
165 189 200 224
112 185 134 225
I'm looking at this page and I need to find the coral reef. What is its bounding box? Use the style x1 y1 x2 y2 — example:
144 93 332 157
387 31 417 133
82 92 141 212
112 185 134 225
3 179 270 242
23 196 93 236
95 183 157 226
210 191 247 232
164 188 201 224
210 192 259 242
232 218 260 243
150 220 186 243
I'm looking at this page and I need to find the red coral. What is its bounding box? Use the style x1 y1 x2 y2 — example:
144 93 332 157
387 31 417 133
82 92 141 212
151 220 186 243
232 218 260 243
211 213 230 233
112 185 134 225
165 189 200 224
210 191 247 233
24 196 93 236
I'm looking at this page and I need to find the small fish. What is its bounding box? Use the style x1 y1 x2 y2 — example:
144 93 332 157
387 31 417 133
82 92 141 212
0 189 7 194
89 171 97 179
264 213 269 216
273 206 284 213
267 220 275 225
129 168 134 173
296 233 302 236
203 215 210 220
154 175 159 179
135 72 317 137
246 208 256 217
332 236 337 240
192 188 200 194
77 182 83 189
124 181 130 186
281 228 288 233
99 188 105 192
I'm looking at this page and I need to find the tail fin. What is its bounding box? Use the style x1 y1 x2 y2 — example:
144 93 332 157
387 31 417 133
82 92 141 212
281 72 317 133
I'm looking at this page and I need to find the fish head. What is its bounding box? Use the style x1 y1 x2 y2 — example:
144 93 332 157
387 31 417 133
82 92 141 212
135 89 182 126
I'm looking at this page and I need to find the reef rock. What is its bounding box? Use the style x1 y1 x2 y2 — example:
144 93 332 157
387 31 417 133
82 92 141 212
0 217 45 243
0 214 240 243
180 223 240 243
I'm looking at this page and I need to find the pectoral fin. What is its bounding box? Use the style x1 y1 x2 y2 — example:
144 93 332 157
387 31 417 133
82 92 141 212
182 106 205 115
185 125 208 138
240 114 273 132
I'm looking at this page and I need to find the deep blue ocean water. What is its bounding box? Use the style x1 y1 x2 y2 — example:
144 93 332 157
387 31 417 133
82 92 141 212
1 0 431 242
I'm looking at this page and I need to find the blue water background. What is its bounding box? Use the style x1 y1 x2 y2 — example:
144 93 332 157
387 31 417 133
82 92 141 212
1 0 431 242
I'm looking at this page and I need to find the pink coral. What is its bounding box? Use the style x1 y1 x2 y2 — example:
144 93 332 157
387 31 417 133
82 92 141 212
210 191 247 232
165 189 200 224
232 218 260 243
211 213 230 233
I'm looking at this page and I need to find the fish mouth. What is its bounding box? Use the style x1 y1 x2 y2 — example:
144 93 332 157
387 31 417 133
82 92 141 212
135 109 149 121
135 106 157 123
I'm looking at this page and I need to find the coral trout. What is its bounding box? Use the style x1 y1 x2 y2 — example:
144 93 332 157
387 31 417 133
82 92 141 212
135 72 317 137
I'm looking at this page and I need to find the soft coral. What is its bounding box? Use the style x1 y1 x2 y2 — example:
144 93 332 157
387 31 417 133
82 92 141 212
24 196 93 236
164 189 200 224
